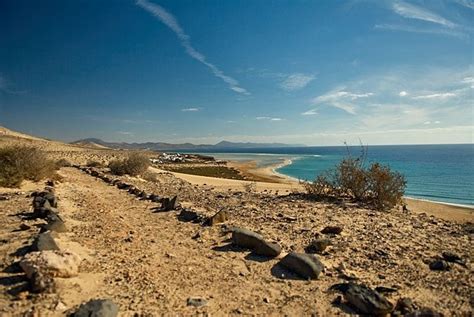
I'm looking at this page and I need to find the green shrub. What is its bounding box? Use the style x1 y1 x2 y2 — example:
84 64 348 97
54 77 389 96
305 145 406 210
109 153 150 176
0 145 57 187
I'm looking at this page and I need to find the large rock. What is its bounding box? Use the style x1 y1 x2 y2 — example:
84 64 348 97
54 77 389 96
32 232 59 251
73 299 119 317
279 252 324 279
20 250 82 279
231 228 264 249
253 240 281 257
335 283 394 315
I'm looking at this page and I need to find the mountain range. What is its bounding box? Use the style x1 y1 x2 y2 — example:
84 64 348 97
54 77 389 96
71 138 303 151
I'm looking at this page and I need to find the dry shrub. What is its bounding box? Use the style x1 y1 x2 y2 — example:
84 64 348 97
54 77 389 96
305 145 406 210
86 160 103 168
366 163 406 210
0 145 57 187
109 153 150 176
243 182 257 193
56 158 72 168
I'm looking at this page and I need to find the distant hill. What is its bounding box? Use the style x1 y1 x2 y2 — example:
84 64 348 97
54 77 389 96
71 138 302 151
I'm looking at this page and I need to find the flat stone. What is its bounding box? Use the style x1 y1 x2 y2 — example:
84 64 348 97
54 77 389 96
342 283 394 315
253 240 281 257
232 228 264 249
32 232 59 251
321 226 343 234
73 299 119 317
178 209 199 222
279 252 324 279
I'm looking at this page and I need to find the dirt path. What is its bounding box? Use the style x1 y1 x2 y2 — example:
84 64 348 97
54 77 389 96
51 168 325 315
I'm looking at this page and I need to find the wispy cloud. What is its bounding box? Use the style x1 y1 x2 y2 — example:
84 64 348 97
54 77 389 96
301 109 318 116
391 1 457 28
256 116 283 121
181 107 200 112
308 88 374 114
117 131 134 135
374 24 466 39
399 91 408 97
136 0 249 95
280 73 315 91
412 92 457 100
453 0 474 10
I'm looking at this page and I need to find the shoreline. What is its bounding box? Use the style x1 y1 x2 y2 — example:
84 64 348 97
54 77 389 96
223 158 474 223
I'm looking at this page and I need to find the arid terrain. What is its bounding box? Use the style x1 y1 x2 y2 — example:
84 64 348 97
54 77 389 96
0 126 473 316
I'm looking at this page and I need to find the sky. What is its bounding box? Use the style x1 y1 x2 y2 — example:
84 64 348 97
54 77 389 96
0 0 473 146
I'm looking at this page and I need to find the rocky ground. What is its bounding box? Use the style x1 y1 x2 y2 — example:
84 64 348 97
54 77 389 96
1 163 472 316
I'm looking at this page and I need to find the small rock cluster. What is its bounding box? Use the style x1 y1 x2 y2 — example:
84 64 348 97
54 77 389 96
14 181 119 316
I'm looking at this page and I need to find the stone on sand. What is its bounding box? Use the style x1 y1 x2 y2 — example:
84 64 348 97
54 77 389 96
334 283 394 315
32 232 59 251
231 228 264 249
73 299 119 317
20 250 82 279
279 252 324 280
253 240 281 257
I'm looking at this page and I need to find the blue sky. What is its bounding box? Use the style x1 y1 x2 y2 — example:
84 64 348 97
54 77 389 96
0 0 473 145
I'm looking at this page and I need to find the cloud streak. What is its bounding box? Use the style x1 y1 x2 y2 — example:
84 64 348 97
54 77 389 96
181 107 200 112
256 116 283 121
306 88 374 115
280 73 315 91
136 0 249 95
391 1 457 28
412 92 457 100
374 24 466 39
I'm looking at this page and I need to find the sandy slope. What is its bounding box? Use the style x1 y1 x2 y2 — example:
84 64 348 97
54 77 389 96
1 167 472 315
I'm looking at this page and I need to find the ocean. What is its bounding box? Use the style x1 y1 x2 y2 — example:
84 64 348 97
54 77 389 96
192 144 474 207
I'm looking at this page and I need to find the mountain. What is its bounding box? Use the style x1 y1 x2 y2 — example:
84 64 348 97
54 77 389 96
71 138 303 151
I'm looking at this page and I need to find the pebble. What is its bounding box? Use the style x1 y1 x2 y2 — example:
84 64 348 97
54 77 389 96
187 297 208 307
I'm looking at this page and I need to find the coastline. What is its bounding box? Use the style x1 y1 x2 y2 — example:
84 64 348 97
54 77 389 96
173 156 474 223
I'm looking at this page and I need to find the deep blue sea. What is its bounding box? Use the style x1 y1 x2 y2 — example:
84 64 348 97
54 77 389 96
191 144 474 207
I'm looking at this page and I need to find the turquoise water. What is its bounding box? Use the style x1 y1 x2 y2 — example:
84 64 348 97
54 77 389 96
194 144 474 207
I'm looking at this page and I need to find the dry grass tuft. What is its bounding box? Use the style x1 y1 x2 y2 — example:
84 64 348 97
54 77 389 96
109 153 150 176
0 145 58 187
